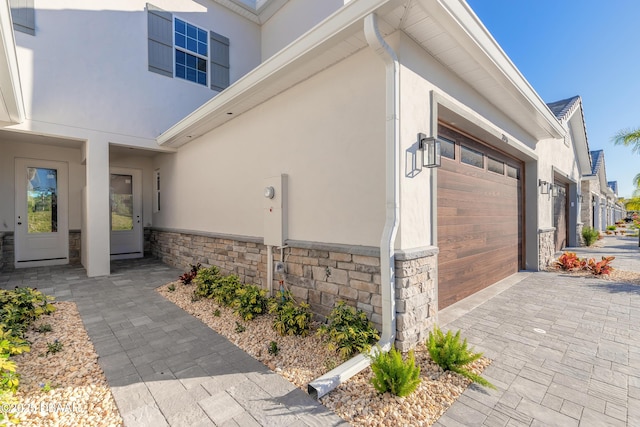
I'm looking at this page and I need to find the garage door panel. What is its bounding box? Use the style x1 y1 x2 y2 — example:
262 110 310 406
439 247 518 299
437 124 522 309
439 238 519 264
439 176 520 196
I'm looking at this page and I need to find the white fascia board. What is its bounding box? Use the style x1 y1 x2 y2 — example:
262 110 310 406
0 0 25 124
567 108 592 176
423 0 564 139
158 0 398 147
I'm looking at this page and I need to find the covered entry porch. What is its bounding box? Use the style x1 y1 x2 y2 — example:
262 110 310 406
0 129 172 276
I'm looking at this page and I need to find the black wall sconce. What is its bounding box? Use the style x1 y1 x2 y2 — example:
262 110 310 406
418 133 442 168
539 179 550 195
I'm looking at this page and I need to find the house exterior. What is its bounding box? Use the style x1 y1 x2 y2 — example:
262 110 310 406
0 0 623 350
581 150 624 232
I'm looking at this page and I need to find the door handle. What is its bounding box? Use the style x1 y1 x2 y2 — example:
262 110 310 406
17 222 22 225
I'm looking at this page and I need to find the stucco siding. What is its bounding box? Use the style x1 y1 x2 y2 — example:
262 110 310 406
260 0 344 61
13 0 261 142
152 48 386 247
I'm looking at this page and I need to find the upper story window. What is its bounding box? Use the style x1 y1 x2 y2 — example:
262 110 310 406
174 18 208 86
147 3 229 91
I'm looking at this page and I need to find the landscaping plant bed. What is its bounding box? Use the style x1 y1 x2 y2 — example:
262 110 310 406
10 301 123 427
158 281 491 426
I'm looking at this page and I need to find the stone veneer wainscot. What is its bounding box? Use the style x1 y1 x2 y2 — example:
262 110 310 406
149 228 437 351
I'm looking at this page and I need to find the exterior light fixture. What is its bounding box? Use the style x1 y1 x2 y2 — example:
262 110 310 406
264 186 275 199
551 184 559 197
418 133 441 168
592 198 597 207
577 194 583 203
538 179 549 195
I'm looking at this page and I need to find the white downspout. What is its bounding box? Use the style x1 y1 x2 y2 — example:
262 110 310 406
267 245 273 297
308 12 399 399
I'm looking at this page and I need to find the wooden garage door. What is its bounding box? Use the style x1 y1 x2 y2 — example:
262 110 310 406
437 125 523 309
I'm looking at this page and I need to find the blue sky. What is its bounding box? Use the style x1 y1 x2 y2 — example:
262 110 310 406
466 0 640 198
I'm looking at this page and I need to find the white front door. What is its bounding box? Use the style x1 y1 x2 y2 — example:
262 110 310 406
110 168 143 260
15 158 69 268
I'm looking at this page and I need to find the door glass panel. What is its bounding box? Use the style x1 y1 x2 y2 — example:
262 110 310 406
110 174 133 231
27 167 58 233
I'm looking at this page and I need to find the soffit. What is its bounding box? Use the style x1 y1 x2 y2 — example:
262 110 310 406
159 0 564 147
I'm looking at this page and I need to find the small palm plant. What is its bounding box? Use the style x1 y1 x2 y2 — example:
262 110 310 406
427 326 495 389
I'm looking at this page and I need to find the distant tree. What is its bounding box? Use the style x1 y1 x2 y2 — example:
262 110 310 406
612 127 640 154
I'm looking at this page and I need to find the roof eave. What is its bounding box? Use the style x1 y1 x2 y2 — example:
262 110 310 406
422 0 564 140
158 0 400 147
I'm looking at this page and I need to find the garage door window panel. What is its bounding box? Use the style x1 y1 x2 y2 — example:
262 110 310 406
506 164 520 179
440 137 455 160
461 145 484 168
488 157 504 175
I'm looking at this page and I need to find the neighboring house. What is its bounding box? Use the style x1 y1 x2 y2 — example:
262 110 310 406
607 181 625 224
581 150 622 231
542 95 591 265
0 0 624 350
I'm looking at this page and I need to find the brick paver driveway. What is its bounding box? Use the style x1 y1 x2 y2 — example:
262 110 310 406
436 236 640 426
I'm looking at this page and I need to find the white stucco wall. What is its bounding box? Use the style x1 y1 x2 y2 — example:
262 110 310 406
153 48 386 247
0 140 84 233
395 33 540 251
535 133 581 229
260 0 344 60
12 0 261 142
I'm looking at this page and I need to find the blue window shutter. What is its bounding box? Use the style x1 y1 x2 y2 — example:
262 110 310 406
147 3 173 77
10 0 35 35
210 31 229 91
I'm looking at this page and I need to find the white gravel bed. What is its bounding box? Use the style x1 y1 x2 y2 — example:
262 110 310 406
10 301 123 427
158 281 491 426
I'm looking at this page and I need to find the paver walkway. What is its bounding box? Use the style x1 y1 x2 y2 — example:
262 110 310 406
2 235 639 426
0 258 346 426
436 235 640 426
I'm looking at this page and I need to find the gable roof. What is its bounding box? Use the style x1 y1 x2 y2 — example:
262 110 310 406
608 181 618 194
547 96 580 121
546 95 591 175
590 149 603 175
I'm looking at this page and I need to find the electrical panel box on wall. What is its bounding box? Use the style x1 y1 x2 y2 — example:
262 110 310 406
263 174 287 246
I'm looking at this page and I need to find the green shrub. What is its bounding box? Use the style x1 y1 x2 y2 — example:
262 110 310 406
268 341 279 356
318 301 380 360
193 266 223 298
232 285 267 321
212 275 242 307
0 288 56 335
46 340 63 356
369 346 421 397
268 292 312 337
427 326 494 389
234 321 246 333
35 323 52 333
606 225 617 231
582 226 599 246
